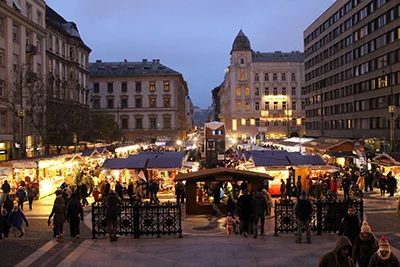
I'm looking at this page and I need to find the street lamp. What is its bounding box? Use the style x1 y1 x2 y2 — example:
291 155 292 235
17 64 32 159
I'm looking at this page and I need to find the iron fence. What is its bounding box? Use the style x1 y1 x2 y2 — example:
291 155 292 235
274 198 363 235
92 200 182 238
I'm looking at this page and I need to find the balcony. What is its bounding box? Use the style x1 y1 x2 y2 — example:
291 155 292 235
238 80 248 85
261 110 287 119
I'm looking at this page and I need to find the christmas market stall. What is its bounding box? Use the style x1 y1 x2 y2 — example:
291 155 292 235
174 167 273 215
372 152 400 190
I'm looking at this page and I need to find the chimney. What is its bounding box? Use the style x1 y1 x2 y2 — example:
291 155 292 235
124 59 127 62
152 59 156 62
142 59 147 62
156 59 160 63
96 60 102 63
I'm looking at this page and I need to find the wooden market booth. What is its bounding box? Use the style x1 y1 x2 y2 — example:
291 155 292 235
174 167 273 215
372 152 400 190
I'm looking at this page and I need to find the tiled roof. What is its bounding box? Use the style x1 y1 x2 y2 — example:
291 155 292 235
89 61 181 77
252 51 304 62
46 5 82 39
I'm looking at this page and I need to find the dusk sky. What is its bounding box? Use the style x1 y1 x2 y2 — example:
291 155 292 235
45 0 335 109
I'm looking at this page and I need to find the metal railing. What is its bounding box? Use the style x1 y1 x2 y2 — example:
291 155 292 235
92 200 182 238
274 198 363 235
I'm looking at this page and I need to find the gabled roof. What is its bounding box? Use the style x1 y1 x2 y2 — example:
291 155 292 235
146 157 183 169
301 138 353 151
81 148 110 157
101 159 131 169
89 61 181 77
372 152 400 166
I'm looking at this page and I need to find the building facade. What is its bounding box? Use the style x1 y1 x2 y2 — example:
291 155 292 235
211 82 223 122
304 0 400 150
88 59 190 144
219 30 306 143
0 0 47 159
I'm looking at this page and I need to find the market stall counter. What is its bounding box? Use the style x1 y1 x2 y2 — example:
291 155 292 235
174 167 273 215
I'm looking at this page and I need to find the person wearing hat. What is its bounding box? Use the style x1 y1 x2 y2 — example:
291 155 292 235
319 235 354 267
294 190 313 244
368 236 400 266
339 206 361 246
352 221 378 267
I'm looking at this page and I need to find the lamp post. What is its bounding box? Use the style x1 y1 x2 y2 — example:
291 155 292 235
382 65 395 152
17 64 30 159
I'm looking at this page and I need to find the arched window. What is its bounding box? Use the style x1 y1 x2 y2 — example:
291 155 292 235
255 73 259 82
240 73 245 81
273 73 278 81
264 73 269 81
291 73 296 81
282 73 286 81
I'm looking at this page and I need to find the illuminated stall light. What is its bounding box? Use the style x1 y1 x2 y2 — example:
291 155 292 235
250 119 255 125
241 118 246 125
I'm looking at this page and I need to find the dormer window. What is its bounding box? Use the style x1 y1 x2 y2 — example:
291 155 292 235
111 66 118 71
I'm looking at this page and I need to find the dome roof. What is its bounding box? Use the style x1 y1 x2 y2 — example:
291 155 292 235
232 30 251 51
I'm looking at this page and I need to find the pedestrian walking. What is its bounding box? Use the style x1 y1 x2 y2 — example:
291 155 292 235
15 186 26 211
237 189 252 237
339 206 361 246
48 194 66 241
387 172 396 197
212 183 221 217
252 188 267 238
80 182 89 206
0 208 8 238
127 181 134 201
261 188 273 216
294 190 313 244
330 179 338 200
149 180 159 204
106 191 123 242
1 180 10 203
67 193 84 238
356 174 365 197
175 181 185 204
318 236 354 267
368 236 400 267
352 221 378 267
8 205 28 238
93 186 100 202
27 185 36 211
115 181 123 199
280 179 286 199
380 176 387 196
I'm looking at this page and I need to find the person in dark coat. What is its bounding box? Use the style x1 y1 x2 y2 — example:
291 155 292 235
15 186 26 211
103 180 110 201
212 183 221 217
8 205 28 238
67 193 84 238
318 236 354 267
80 182 89 206
339 206 361 246
366 170 374 192
115 181 123 199
106 192 123 242
237 189 252 237
352 221 378 267
1 180 10 202
175 181 185 204
27 185 36 211
380 176 387 196
368 236 400 267
0 208 7 238
127 181 134 201
252 188 267 238
294 190 313 244
387 172 396 197
342 176 351 200
48 195 66 241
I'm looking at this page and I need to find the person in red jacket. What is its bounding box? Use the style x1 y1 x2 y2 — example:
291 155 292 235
330 179 338 200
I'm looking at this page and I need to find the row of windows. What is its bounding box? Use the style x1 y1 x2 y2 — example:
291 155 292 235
305 0 390 57
251 72 297 82
93 81 170 94
92 96 172 109
234 118 302 128
305 5 400 72
235 101 305 111
120 117 171 130
236 87 302 97
306 117 400 131
305 39 400 95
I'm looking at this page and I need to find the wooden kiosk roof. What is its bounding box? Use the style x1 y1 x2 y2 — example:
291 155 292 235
174 167 273 182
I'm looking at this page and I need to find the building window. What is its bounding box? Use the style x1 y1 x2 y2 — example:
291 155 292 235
12 25 18 42
266 121 270 127
274 121 278 126
236 101 241 111
282 102 287 110
107 82 113 93
245 87 250 96
245 102 250 111
265 102 270 110
121 118 128 129
255 102 260 111
264 73 269 81
135 81 141 92
150 118 157 129
240 58 244 64
164 117 171 129
0 111 5 127
273 102 278 110
265 88 269 95
282 73 286 81
107 99 114 108
283 121 287 126
255 87 260 96
121 99 128 108
26 3 32 19
93 99 100 109
292 87 296 95
37 11 42 26
0 80 4 97
164 97 170 107
164 81 170 92
135 118 142 129
255 73 259 82
149 81 155 92
0 49 3 66
149 97 156 108
292 119 296 126
255 118 260 127
236 88 241 96
136 98 142 108
0 17 4 35
240 73 245 81
37 38 41 53
292 101 297 110
273 88 278 95
282 87 286 95
93 83 100 93
121 82 127 92
291 73 296 81
273 73 277 81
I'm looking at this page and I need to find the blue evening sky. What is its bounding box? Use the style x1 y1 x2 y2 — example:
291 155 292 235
45 0 335 109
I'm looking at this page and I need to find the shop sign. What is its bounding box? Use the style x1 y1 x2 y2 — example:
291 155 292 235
157 136 171 142
216 175 232 181
0 150 6 154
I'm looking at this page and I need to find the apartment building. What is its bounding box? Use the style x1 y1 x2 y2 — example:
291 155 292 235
89 59 190 144
219 30 306 142
304 0 400 150
0 0 46 159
